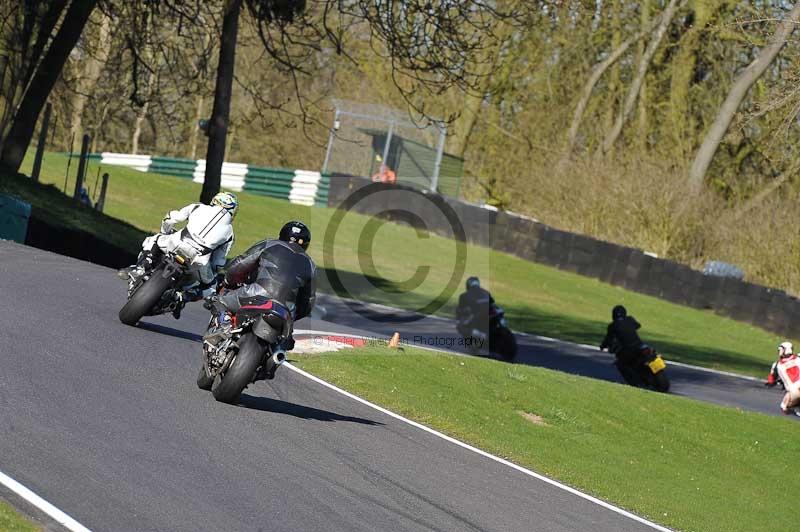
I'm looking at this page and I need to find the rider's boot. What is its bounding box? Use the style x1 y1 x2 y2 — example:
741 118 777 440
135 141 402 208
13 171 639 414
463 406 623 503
117 249 155 280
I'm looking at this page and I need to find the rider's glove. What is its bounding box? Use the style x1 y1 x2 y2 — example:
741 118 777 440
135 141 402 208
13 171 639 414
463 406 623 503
160 220 176 234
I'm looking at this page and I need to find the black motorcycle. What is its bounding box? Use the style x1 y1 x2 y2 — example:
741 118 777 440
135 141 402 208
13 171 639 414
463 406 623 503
197 296 292 404
612 343 670 393
118 247 196 326
457 304 518 362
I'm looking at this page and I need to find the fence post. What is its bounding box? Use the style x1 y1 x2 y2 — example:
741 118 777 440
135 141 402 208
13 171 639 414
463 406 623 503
321 108 340 175
95 173 109 212
381 121 395 172
431 122 446 192
31 102 52 182
73 134 91 201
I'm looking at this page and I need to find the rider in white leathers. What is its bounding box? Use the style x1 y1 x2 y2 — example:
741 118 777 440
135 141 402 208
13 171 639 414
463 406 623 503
118 192 238 308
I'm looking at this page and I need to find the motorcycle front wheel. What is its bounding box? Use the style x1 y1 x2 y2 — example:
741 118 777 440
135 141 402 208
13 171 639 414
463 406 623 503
118 267 172 326
211 333 262 404
197 366 214 390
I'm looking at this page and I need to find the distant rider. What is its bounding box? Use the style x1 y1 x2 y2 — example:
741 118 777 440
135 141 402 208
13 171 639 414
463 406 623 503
765 342 800 415
207 221 316 353
118 192 238 314
456 276 495 347
599 305 645 380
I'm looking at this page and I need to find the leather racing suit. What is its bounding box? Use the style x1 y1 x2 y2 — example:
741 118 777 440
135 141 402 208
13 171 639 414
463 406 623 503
141 203 234 292
215 239 316 337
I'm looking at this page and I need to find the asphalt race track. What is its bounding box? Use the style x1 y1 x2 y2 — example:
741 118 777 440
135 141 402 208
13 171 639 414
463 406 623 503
0 241 664 531
315 296 784 418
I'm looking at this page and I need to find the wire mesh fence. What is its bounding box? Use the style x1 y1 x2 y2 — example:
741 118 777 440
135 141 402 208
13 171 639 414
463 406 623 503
322 100 463 197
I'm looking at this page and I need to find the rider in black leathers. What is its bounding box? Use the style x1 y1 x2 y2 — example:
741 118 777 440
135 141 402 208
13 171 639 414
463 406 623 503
600 305 643 366
209 221 316 350
456 276 495 340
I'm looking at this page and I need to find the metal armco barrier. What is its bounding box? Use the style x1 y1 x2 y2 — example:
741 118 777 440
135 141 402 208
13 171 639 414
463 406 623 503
71 152 330 206
326 175 799 338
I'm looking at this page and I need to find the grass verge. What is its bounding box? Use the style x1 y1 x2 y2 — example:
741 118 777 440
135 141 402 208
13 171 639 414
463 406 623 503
293 346 797 532
8 151 789 376
0 499 39 532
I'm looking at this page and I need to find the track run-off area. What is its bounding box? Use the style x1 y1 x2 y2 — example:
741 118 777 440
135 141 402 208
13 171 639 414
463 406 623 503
0 240 785 531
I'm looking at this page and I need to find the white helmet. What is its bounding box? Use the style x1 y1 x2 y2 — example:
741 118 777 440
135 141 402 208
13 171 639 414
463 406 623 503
211 192 239 218
779 341 793 357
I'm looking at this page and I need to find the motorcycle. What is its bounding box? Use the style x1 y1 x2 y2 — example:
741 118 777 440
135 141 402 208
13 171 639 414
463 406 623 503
612 343 670 393
197 296 292 404
456 304 518 362
118 240 201 325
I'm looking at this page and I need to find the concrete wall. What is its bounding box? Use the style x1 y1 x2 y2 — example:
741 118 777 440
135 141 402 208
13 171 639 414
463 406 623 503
328 176 798 338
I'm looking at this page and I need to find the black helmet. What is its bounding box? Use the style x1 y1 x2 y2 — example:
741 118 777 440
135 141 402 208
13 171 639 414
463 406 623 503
279 221 311 250
466 276 480 289
612 305 627 320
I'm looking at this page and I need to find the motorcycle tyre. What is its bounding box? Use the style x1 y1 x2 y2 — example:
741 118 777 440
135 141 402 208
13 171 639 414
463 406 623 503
212 333 262 404
197 366 214 390
652 370 670 393
119 267 172 326
494 328 518 362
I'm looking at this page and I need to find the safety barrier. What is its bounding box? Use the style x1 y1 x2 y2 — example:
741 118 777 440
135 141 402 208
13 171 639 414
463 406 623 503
327 176 800 339
75 152 330 206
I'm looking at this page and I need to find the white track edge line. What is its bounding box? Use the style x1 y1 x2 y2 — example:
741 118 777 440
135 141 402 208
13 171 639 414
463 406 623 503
0 470 91 532
283 362 671 531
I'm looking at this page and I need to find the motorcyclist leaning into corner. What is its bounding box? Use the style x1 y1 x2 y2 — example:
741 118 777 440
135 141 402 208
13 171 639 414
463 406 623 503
206 221 316 353
600 305 643 375
765 341 800 415
118 192 239 317
456 276 495 347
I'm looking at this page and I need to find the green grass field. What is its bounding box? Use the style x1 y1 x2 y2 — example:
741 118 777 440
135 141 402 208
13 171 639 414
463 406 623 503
293 345 796 532
4 151 788 376
0 500 38 532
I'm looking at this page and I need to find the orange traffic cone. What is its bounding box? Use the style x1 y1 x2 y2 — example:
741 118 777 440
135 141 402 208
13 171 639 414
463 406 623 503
388 332 401 348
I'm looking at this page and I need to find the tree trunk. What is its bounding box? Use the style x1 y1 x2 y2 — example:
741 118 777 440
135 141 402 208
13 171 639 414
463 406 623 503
689 4 800 190
200 0 242 204
563 21 657 157
131 101 149 154
69 11 112 152
636 1 651 148
0 0 98 173
601 0 683 154
188 95 204 160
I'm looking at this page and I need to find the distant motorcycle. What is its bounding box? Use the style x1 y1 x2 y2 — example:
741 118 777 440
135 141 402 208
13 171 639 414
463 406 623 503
197 296 292 404
118 242 200 325
612 343 670 393
457 304 518 362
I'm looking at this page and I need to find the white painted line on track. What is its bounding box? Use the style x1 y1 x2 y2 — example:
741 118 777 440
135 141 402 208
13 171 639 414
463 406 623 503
0 470 91 532
284 361 671 532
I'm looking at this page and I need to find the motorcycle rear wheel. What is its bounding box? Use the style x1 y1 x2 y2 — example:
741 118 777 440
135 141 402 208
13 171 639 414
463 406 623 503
652 371 670 393
118 267 172 326
493 328 518 362
211 333 262 404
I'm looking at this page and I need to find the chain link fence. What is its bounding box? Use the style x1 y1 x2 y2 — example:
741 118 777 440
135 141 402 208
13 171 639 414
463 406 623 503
321 100 463 198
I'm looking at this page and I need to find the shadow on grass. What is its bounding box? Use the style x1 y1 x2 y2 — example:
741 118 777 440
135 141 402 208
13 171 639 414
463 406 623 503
238 393 384 425
0 171 148 267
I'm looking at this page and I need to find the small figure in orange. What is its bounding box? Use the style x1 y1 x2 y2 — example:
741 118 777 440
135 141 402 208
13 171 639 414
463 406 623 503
371 163 397 184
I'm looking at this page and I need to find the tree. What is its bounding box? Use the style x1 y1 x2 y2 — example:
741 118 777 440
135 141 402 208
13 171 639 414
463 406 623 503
689 3 800 190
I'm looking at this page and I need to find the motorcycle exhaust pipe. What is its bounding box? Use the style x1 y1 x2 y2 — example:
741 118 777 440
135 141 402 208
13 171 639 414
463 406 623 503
269 349 286 367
